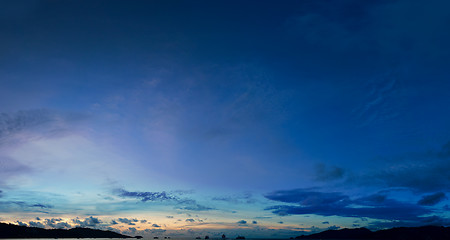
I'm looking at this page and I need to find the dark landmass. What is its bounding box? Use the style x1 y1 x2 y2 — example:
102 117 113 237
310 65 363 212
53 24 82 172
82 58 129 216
295 226 450 240
0 222 133 238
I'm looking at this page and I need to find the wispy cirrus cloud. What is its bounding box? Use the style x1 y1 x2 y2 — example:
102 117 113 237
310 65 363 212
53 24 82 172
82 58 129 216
311 141 450 194
212 192 256 204
0 199 54 213
0 109 88 147
359 141 450 192
115 189 177 202
353 71 403 127
0 109 88 186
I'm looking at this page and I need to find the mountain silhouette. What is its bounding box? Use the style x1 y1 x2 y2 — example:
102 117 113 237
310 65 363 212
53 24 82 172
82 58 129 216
0 222 133 238
295 226 450 240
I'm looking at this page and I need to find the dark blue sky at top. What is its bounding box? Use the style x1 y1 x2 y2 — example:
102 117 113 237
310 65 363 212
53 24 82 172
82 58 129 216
4 0 450 155
1 0 450 236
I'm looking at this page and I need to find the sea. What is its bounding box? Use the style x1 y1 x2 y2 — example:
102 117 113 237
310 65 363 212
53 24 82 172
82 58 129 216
0 238 293 240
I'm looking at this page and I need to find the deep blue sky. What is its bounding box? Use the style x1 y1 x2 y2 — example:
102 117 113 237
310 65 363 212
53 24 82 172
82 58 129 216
1 0 449 238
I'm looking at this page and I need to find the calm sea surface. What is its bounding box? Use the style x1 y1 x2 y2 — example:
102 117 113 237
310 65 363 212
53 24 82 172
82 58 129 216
1 238 295 240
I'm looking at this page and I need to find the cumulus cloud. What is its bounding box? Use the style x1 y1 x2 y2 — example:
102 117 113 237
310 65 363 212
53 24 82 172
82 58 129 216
418 192 447 206
72 216 101 228
28 221 45 228
117 218 138 225
127 227 137 234
16 221 28 226
237 220 247 225
327 225 340 230
185 218 195 222
53 222 71 229
152 224 161 228
252 221 257 224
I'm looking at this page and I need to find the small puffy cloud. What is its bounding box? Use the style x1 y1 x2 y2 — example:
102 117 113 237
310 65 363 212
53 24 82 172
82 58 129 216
54 222 71 229
322 221 329 224
237 220 247 225
28 221 45 228
166 216 174 218
16 221 28 226
278 221 284 224
152 224 161 228
73 216 101 228
185 218 195 222
252 221 257 224
418 192 446 206
44 218 71 229
118 218 136 225
327 225 340 230
111 220 118 225
140 220 147 223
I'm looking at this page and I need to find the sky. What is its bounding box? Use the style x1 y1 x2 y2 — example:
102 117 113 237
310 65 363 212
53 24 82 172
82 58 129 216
1 0 450 238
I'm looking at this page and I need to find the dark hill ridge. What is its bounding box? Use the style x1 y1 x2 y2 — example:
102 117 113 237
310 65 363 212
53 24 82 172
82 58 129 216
296 226 450 240
0 222 133 238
